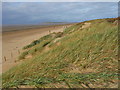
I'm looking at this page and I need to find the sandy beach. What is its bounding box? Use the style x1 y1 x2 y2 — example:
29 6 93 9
2 25 71 73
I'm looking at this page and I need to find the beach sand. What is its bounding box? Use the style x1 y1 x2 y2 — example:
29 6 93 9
2 25 71 73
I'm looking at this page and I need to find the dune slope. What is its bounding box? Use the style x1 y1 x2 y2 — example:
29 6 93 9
2 18 118 88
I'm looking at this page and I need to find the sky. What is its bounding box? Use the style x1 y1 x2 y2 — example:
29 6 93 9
2 2 118 25
2 0 120 2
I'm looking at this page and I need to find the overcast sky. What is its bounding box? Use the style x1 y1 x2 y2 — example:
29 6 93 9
2 2 118 25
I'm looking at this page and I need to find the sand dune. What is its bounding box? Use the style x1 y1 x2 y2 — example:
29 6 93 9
2 25 71 73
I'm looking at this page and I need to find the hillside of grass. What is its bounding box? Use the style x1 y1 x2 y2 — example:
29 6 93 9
2 18 118 88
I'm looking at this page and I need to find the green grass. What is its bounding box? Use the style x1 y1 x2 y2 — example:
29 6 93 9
18 51 29 60
23 40 41 49
19 39 53 59
23 32 64 50
23 34 52 50
2 18 118 88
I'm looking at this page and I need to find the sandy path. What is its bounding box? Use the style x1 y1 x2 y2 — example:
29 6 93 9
2 25 69 73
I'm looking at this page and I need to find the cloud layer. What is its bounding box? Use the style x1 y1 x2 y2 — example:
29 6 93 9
2 2 118 25
2 0 120 2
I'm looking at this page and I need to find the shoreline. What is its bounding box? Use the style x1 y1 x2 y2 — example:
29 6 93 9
2 23 74 32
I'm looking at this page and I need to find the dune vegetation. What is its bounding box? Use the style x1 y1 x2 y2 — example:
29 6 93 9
2 18 118 88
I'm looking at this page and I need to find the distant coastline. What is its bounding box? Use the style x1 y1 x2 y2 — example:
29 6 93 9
2 22 75 32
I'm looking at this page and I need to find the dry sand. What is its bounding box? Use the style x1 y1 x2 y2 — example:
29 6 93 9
2 25 71 73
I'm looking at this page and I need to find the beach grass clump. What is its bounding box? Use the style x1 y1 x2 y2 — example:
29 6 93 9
40 34 52 41
23 32 64 50
22 32 65 56
23 40 41 49
63 23 84 34
42 40 51 47
2 18 118 88
54 32 63 38
26 39 53 56
18 51 29 60
23 34 53 50
28 48 37 55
